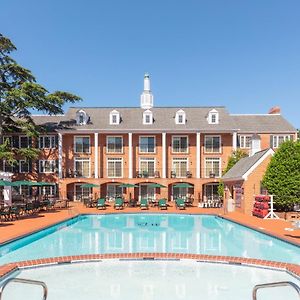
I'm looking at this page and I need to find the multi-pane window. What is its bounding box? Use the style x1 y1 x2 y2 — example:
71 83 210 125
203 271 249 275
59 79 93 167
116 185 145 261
19 160 30 173
139 158 155 177
239 135 252 148
19 136 30 148
107 184 123 200
3 160 14 173
272 135 291 148
74 136 90 153
39 160 56 173
39 136 56 149
204 183 219 201
204 136 221 153
205 158 221 178
3 136 12 147
173 186 189 200
107 136 123 153
107 158 122 178
139 136 155 153
172 136 188 153
39 185 56 196
75 184 91 201
74 158 90 177
172 158 188 178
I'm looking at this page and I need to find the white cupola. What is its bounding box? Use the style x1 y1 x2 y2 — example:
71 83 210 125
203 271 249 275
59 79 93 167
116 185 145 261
140 73 154 109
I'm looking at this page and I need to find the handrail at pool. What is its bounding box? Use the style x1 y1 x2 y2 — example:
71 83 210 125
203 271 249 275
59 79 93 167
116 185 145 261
0 277 48 300
252 281 300 299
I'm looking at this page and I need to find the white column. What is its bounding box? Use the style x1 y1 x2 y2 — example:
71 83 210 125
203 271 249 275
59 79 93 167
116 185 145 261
232 131 237 151
94 133 99 178
162 132 166 178
128 133 133 178
196 132 201 178
58 133 63 179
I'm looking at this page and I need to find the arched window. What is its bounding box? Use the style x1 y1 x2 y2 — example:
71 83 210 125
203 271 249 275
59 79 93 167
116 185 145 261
76 110 88 125
208 109 219 124
109 110 120 125
175 109 186 124
143 110 153 125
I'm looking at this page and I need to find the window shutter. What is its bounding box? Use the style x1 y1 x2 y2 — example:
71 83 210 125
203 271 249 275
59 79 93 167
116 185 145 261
236 135 240 147
12 136 19 148
14 161 19 173
36 161 40 173
28 137 32 148
270 135 273 148
56 160 59 173
55 135 59 147
29 160 32 172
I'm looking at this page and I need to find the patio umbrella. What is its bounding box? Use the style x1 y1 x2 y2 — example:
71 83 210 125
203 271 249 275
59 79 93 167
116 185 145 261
148 183 167 188
0 180 13 186
10 180 35 186
34 182 55 186
80 183 100 188
173 183 194 188
119 183 138 188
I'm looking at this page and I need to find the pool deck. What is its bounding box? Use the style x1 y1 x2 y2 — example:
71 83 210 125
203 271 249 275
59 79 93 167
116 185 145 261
0 202 299 247
0 202 299 280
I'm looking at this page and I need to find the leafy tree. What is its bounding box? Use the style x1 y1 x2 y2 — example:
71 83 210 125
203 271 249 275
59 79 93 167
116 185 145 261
218 149 248 198
262 140 300 210
0 33 81 163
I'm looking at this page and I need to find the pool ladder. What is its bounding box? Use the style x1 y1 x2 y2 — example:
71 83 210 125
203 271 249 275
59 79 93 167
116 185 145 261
253 281 300 299
0 278 48 300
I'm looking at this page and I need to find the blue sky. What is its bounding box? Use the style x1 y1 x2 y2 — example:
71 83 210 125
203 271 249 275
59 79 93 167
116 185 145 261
1 0 300 127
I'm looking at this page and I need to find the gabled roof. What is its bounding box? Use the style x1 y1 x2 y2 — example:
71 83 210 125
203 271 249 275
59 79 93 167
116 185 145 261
231 114 295 133
222 148 274 181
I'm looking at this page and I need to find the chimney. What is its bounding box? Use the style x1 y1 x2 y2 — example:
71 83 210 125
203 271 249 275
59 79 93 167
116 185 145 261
268 106 281 114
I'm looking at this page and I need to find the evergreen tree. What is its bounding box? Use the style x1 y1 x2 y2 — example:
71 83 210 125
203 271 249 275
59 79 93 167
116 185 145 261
0 34 81 163
262 140 300 210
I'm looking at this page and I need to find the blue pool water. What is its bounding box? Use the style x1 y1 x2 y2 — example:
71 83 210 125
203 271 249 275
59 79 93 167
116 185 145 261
0 214 299 265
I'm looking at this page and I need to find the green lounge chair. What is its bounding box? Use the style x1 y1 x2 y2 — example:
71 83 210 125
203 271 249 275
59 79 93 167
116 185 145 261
158 199 167 210
114 198 124 210
96 198 106 210
140 198 149 210
175 198 186 210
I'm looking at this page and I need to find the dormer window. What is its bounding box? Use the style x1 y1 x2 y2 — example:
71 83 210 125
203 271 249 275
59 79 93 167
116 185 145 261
175 109 186 124
208 109 219 124
143 110 153 125
110 110 120 125
76 110 89 125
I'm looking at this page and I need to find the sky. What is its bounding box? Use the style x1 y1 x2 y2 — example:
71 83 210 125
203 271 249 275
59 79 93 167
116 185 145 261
1 0 300 128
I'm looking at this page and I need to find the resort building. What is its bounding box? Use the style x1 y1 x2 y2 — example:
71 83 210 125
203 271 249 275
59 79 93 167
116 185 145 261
0 74 297 204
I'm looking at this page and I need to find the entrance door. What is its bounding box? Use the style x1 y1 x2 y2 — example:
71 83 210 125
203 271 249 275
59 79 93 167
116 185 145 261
74 184 91 202
139 184 155 202
204 183 219 201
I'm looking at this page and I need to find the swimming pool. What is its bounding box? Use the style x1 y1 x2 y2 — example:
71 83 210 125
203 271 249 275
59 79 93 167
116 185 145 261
1 260 300 300
0 214 299 265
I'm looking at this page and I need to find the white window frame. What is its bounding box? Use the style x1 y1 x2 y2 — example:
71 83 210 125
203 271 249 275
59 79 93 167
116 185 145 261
204 135 221 153
39 160 56 174
19 136 29 148
208 109 219 124
39 135 56 149
106 183 123 200
19 160 30 173
143 110 153 125
106 136 123 154
172 135 189 153
139 136 156 153
74 157 91 178
39 185 56 196
272 135 291 148
139 157 156 178
76 109 88 125
175 110 186 124
239 135 252 149
74 136 91 154
74 183 91 201
109 110 120 125
172 157 189 178
204 157 221 178
107 157 123 178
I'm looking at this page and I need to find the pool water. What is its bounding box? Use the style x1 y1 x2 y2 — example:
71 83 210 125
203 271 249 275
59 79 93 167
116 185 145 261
0 214 299 264
2 260 300 300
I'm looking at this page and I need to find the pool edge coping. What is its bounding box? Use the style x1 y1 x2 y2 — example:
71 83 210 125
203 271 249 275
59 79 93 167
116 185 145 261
1 253 299 281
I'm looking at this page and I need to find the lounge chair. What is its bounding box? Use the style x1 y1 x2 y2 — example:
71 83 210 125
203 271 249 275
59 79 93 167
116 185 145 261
158 199 167 210
140 198 149 210
114 198 124 210
96 198 106 210
175 198 186 210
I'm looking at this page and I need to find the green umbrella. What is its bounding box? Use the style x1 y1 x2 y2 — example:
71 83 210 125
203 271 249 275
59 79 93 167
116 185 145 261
173 183 194 188
0 180 13 186
119 183 138 188
80 183 100 188
148 183 167 188
11 180 35 186
34 182 55 186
